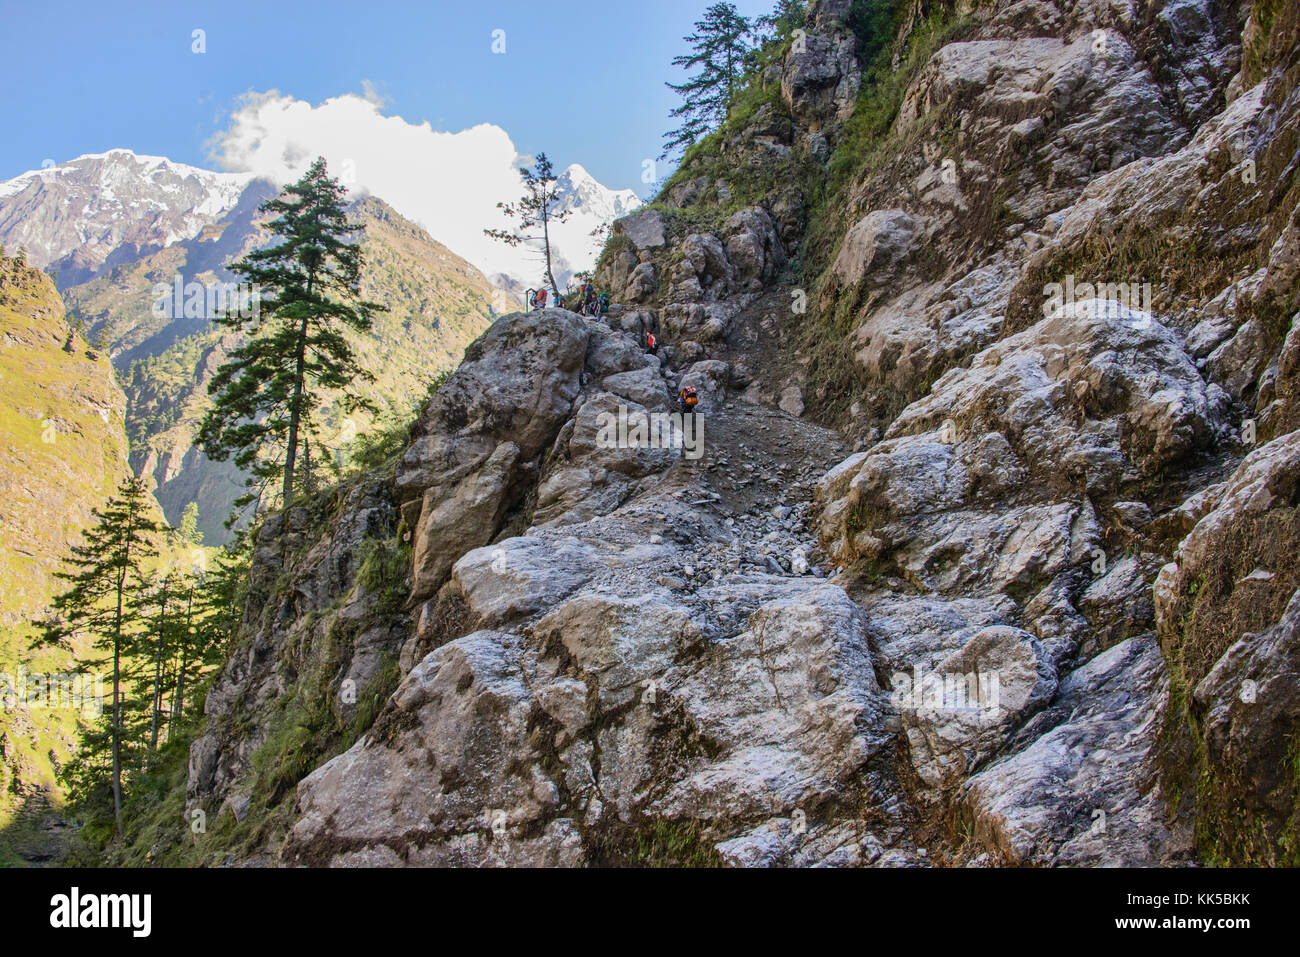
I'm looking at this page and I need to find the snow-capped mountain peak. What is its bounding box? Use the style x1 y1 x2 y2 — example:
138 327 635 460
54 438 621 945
0 150 258 285
555 163 641 220
537 164 642 289
0 149 640 294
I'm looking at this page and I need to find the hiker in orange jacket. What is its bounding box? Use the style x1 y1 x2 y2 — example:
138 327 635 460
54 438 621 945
676 385 699 415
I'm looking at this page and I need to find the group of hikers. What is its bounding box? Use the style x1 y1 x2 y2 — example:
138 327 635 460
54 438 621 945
525 282 696 416
528 281 609 318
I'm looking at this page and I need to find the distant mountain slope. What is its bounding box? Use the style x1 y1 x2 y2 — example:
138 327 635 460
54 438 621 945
0 254 133 863
0 150 617 543
0 255 131 624
0 150 642 297
54 191 503 544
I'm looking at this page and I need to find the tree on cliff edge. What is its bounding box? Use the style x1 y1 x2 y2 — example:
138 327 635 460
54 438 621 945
484 152 570 300
199 157 384 518
756 0 807 43
662 2 753 158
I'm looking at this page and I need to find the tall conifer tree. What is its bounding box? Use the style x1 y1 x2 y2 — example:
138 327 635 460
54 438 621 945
662 3 753 157
43 477 161 837
199 157 384 516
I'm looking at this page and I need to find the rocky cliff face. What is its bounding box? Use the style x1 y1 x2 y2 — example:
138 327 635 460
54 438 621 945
179 0 1300 866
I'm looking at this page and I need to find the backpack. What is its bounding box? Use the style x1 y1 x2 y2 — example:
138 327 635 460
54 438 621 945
681 387 698 409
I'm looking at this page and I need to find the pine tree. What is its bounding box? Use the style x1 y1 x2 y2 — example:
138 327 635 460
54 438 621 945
177 501 202 546
170 547 248 727
167 577 199 731
662 3 754 158
484 153 571 300
42 477 161 837
135 572 185 753
198 158 384 517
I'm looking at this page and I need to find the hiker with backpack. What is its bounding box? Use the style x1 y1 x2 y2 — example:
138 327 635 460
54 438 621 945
528 287 548 310
676 385 699 416
577 281 597 317
637 313 658 354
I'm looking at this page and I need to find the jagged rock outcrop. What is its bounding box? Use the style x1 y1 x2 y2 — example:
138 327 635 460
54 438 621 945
394 310 591 599
276 358 912 865
960 633 1188 865
781 0 862 130
283 570 891 866
828 209 920 291
187 480 406 809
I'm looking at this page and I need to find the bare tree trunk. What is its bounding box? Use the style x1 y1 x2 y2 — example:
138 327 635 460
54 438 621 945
542 205 559 300
110 507 136 838
303 436 312 497
282 270 315 509
283 318 309 507
111 591 124 837
173 590 193 724
149 591 168 752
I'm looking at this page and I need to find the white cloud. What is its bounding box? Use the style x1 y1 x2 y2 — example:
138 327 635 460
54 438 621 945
206 90 556 284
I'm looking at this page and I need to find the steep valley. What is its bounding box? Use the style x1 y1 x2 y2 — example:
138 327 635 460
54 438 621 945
59 193 508 544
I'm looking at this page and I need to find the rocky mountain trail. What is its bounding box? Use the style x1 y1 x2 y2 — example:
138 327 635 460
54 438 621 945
168 0 1300 868
223 301 1170 867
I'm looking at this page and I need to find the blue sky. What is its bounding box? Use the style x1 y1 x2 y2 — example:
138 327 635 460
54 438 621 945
0 0 777 194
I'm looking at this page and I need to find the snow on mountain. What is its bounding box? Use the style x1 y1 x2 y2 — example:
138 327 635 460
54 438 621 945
545 164 642 286
0 150 256 285
0 150 640 295
456 162 642 294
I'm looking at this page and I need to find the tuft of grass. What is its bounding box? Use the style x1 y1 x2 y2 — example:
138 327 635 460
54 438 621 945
356 535 412 617
633 818 724 868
